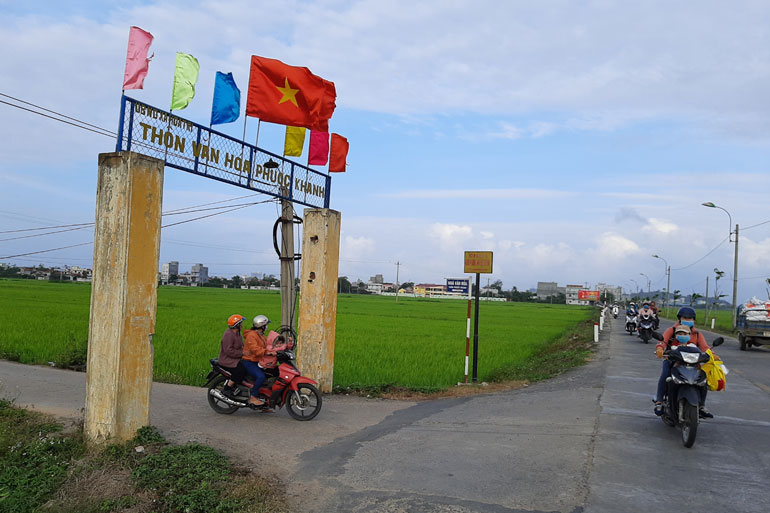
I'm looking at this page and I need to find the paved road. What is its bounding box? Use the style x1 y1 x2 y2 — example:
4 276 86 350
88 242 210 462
2 317 769 512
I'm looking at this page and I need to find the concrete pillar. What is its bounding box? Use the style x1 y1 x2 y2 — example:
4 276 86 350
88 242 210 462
85 151 164 443
297 209 341 393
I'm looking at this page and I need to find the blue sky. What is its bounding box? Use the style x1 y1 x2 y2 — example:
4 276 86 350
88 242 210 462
1 0 770 300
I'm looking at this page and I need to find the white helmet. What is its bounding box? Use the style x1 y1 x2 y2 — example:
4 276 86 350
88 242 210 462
253 315 270 329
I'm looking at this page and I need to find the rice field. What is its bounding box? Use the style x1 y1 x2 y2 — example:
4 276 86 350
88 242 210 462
0 279 594 389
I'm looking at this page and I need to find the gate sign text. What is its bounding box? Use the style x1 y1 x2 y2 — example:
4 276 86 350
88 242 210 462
116 95 331 209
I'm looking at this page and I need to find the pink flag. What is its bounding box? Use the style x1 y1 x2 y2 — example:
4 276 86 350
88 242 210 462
123 26 154 90
308 130 329 166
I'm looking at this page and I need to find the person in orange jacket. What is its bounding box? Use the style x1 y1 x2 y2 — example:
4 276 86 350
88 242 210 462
241 315 274 409
653 307 713 418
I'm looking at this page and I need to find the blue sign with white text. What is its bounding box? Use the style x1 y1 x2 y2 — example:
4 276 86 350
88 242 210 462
446 278 470 294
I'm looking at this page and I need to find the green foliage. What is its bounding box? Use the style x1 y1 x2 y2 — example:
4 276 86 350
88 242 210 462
0 279 594 390
0 399 85 512
132 444 243 513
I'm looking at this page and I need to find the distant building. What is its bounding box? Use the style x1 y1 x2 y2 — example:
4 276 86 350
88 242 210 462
414 283 446 297
536 281 565 300
595 283 622 302
565 284 589 305
369 274 384 284
191 263 209 285
161 261 179 282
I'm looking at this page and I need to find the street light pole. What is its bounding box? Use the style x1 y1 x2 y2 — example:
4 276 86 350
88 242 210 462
640 272 651 296
702 202 739 329
652 255 670 316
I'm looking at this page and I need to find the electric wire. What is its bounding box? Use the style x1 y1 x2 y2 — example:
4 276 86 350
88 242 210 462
0 99 114 138
671 235 730 271
0 92 115 135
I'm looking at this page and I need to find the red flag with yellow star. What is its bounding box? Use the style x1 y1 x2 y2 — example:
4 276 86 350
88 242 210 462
246 55 336 131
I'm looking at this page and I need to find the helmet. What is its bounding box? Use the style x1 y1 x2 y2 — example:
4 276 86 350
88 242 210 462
227 314 244 329
253 315 270 329
676 307 697 320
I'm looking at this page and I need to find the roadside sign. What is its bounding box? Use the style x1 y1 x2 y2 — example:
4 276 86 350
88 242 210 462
447 277 471 294
464 251 493 274
578 290 601 301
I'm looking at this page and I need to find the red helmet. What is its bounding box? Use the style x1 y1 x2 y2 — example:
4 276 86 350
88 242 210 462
227 314 244 329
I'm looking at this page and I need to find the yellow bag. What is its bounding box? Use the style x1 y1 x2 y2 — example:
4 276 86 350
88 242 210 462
702 349 727 392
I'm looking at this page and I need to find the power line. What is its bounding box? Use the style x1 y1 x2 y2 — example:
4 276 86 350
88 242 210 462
0 92 115 135
0 222 94 234
741 218 770 232
671 236 729 271
0 98 114 139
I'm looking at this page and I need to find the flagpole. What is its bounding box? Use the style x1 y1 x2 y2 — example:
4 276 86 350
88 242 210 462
254 119 262 149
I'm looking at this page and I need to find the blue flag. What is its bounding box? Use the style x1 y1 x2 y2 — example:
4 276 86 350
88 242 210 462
210 72 240 125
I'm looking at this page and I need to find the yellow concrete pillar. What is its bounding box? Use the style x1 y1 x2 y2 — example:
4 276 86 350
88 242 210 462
85 151 164 443
297 209 341 393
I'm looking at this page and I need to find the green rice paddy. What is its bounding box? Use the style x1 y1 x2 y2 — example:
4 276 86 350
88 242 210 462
0 279 594 389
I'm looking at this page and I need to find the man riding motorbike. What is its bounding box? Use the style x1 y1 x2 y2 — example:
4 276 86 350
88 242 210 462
654 307 713 418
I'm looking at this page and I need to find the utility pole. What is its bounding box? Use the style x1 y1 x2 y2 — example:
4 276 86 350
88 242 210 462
732 224 739 329
704 275 709 327
279 197 295 333
666 265 671 316
395 260 400 303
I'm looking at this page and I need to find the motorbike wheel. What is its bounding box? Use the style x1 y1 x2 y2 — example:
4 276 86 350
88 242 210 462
680 402 699 448
286 383 322 421
207 375 240 415
739 334 747 351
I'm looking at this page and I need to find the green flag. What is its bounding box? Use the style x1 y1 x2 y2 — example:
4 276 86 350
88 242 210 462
170 52 199 110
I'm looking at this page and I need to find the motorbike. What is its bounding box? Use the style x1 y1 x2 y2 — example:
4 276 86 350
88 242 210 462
625 314 638 335
204 349 322 421
612 306 619 319
658 336 724 448
637 313 655 344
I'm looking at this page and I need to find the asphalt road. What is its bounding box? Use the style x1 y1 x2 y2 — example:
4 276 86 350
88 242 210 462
1 316 769 513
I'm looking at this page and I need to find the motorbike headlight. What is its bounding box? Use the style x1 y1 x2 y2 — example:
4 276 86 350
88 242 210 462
681 353 700 364
670 375 686 385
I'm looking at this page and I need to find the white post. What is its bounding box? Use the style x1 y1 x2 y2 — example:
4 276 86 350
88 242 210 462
711 318 716 330
594 323 599 342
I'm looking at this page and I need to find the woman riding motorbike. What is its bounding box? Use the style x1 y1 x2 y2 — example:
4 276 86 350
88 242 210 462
654 307 713 418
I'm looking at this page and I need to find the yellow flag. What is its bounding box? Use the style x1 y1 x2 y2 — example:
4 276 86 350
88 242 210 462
283 126 306 157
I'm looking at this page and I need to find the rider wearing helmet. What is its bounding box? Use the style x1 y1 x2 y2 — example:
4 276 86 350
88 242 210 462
653 306 713 418
626 302 638 317
637 301 655 323
219 314 247 398
241 315 274 409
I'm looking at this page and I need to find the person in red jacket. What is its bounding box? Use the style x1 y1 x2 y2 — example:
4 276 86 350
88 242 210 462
218 314 246 399
653 307 713 418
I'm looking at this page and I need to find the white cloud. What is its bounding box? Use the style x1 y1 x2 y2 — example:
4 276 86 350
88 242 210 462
428 223 473 252
341 235 375 260
592 232 641 259
642 218 679 235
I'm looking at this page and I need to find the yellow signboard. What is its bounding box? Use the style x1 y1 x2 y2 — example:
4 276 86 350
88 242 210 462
464 251 493 274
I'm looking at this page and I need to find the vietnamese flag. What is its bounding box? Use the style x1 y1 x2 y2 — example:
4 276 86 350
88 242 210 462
246 56 336 131
329 133 348 173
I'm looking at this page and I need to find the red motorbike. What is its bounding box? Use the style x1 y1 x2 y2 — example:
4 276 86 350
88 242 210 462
204 349 322 421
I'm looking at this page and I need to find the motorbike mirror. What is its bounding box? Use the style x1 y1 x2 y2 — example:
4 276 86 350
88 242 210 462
712 336 724 347
651 331 664 341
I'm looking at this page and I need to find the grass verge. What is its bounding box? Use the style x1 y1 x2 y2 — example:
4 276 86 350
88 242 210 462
0 401 287 513
335 313 600 400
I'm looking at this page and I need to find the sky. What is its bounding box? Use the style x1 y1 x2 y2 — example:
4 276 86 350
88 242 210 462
1 0 770 301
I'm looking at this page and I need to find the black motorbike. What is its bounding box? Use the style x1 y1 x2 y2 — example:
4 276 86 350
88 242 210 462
638 313 655 344
658 337 724 448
